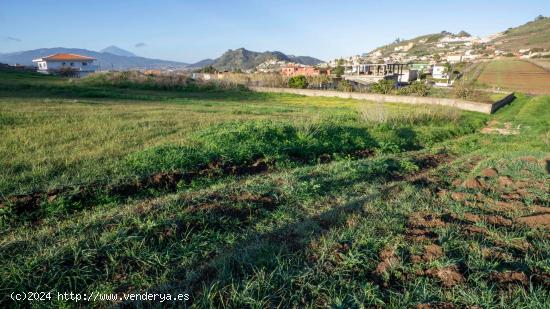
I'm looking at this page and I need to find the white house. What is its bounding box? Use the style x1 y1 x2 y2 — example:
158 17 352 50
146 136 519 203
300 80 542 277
32 53 97 77
445 55 463 64
432 65 449 79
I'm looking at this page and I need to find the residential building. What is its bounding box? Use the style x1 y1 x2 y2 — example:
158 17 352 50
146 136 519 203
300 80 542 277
32 53 97 77
445 55 463 64
398 70 419 84
342 63 405 85
432 65 449 79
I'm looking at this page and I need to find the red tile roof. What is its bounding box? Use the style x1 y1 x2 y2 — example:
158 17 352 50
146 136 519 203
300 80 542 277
41 53 96 61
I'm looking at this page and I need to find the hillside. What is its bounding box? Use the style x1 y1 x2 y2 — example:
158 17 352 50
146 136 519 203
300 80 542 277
492 16 550 52
370 32 450 57
0 47 188 70
187 58 216 69
210 48 323 71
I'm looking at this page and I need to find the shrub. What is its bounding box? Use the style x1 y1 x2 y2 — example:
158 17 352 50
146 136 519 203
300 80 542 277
288 75 308 89
396 81 429 96
81 71 248 91
337 80 353 92
453 81 475 100
370 79 396 94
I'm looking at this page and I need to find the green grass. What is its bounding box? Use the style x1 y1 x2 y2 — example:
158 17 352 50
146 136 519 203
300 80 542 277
0 70 486 198
0 70 549 308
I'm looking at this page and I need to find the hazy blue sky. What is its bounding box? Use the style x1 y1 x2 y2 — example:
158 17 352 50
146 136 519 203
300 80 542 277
1 0 549 62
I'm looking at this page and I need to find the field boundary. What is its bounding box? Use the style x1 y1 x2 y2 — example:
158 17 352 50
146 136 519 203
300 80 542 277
250 86 514 114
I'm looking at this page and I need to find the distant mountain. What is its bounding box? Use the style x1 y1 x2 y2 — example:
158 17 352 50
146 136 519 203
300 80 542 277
100 45 136 57
188 58 216 69
492 15 550 52
0 47 188 70
204 48 323 71
287 55 323 66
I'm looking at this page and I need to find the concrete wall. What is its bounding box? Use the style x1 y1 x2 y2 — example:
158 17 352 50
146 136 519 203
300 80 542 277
250 87 514 114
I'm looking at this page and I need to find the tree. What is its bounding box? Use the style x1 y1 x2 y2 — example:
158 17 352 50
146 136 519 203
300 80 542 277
337 80 353 92
288 75 308 89
370 79 395 94
535 15 546 21
333 65 345 78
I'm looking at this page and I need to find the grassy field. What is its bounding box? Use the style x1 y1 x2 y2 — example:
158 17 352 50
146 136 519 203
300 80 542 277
476 60 550 94
0 70 549 308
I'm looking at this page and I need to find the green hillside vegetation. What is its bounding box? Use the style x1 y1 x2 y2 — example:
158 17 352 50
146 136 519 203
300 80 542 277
1 69 549 308
494 16 550 51
371 32 456 57
211 48 322 71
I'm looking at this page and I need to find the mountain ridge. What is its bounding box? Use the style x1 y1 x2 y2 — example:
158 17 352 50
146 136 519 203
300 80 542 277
203 48 323 71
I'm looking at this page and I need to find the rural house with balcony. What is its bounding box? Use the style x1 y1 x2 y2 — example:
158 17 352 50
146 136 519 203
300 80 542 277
32 53 97 77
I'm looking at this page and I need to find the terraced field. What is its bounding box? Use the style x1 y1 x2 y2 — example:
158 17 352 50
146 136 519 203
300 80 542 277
0 70 549 308
477 60 550 94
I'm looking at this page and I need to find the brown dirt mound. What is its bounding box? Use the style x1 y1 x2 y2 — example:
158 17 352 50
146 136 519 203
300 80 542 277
422 244 444 262
462 178 484 190
481 168 499 178
491 200 525 212
497 176 514 189
406 228 439 242
425 266 465 288
490 271 529 286
412 244 444 264
408 212 446 229
516 213 550 229
462 225 490 236
444 212 512 227
485 215 512 227
374 247 400 275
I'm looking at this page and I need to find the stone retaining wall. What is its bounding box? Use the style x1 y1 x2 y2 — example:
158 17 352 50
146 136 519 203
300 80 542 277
250 86 515 114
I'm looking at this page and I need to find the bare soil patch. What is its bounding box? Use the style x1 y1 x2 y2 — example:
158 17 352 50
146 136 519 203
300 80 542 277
515 213 550 229
462 178 485 190
478 60 550 95
481 168 499 178
424 266 465 288
411 244 444 264
490 271 529 286
374 247 400 276
408 212 446 229
406 228 439 242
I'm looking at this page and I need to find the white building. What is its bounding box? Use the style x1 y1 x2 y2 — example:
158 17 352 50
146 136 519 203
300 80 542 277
445 55 463 64
32 53 97 77
398 70 418 84
432 65 449 79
